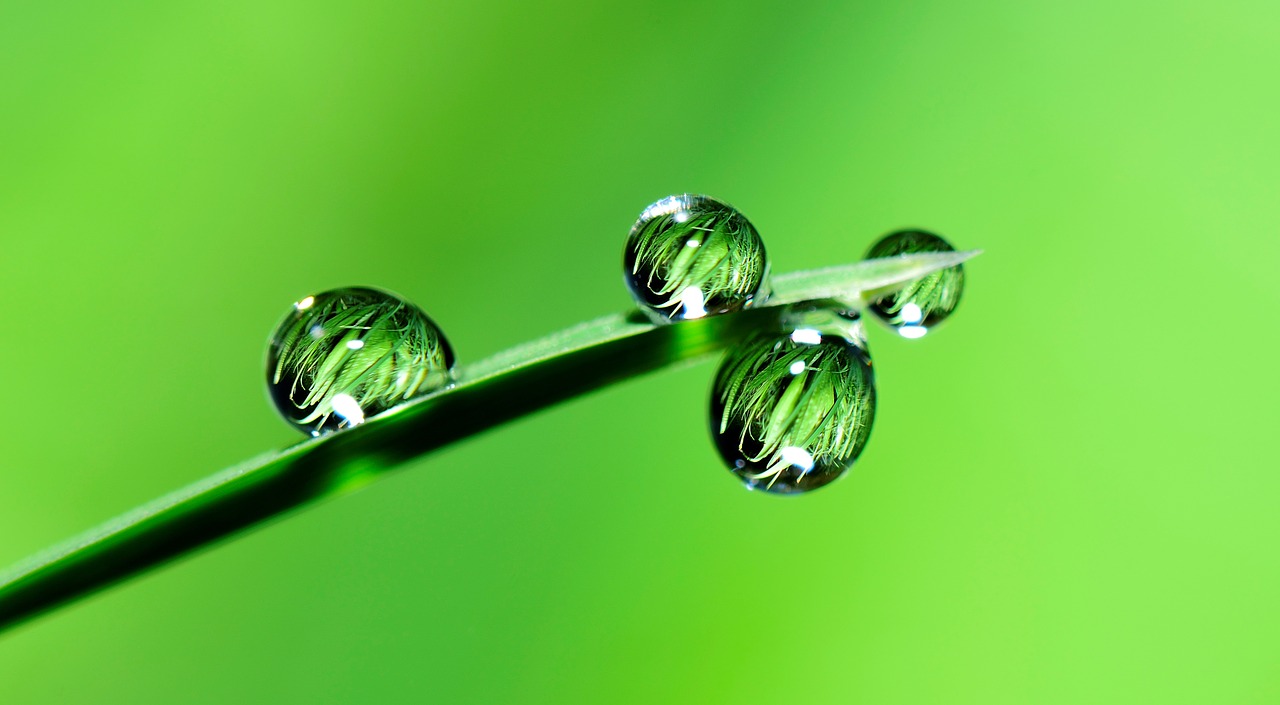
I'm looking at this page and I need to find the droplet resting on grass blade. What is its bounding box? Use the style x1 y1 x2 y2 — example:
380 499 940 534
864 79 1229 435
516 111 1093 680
864 229 965 338
267 287 456 436
624 194 769 323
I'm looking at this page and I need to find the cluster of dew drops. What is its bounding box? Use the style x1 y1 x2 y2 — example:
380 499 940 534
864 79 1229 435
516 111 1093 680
265 194 965 494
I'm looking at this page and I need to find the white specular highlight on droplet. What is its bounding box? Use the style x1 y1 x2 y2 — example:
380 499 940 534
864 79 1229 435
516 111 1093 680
679 286 706 319
791 328 822 345
331 393 366 426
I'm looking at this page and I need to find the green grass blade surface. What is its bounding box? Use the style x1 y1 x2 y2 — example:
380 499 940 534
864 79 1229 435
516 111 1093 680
0 250 978 634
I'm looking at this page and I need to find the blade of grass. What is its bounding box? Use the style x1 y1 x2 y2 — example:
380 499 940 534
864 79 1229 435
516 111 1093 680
0 250 979 634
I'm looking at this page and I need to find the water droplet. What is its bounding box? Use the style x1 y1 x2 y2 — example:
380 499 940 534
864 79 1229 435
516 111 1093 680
624 194 769 322
865 229 965 337
266 287 455 436
710 311 876 494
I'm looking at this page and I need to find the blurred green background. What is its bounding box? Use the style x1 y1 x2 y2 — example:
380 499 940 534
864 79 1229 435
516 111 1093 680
2 0 1278 702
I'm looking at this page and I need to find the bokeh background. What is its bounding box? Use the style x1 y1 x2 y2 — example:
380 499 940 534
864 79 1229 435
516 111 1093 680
2 1 1278 702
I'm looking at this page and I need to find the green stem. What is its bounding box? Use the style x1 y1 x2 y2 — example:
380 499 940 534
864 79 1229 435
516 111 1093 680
0 250 978 635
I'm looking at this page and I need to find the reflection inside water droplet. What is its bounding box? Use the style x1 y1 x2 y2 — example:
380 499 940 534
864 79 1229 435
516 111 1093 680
864 229 965 338
623 194 769 323
709 310 876 494
266 287 456 436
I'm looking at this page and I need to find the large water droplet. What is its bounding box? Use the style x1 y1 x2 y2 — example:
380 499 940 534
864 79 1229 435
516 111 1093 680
865 229 964 338
624 194 769 323
710 312 876 494
266 287 455 436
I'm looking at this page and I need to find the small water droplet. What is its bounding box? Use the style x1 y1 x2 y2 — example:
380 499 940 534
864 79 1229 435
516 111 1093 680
865 229 965 337
624 194 769 322
710 311 876 494
266 287 455 436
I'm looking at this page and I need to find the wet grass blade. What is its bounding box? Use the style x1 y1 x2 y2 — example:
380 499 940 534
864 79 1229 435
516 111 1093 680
0 250 980 634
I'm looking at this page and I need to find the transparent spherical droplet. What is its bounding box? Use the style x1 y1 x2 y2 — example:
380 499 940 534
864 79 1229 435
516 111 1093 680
266 287 455 436
710 315 876 494
865 229 964 338
624 194 769 323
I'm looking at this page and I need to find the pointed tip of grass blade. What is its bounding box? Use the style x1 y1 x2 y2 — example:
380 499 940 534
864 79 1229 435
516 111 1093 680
771 249 982 306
